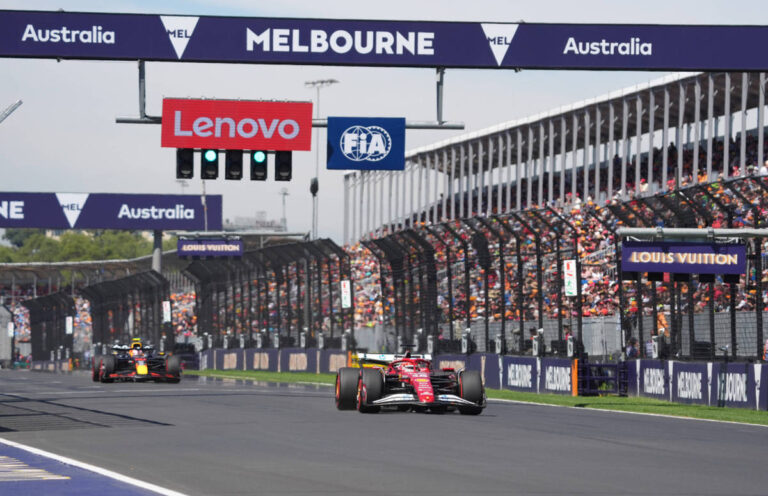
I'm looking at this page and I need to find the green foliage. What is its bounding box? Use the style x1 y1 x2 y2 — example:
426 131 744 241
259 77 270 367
1 230 160 263
3 228 43 248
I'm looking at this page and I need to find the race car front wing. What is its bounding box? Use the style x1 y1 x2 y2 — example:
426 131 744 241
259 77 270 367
372 393 484 408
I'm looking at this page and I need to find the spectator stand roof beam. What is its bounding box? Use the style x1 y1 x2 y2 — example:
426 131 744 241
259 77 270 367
372 236 408 347
461 218 493 352
315 238 354 337
475 216 510 354
493 215 528 354
441 221 473 334
22 292 74 363
512 212 545 333
403 229 439 341
422 225 456 342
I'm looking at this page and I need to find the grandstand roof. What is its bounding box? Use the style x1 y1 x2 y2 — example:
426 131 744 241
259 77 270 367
406 71 765 173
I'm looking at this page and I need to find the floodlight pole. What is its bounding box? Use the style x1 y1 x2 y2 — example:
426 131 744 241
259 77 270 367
305 79 340 240
0 100 22 125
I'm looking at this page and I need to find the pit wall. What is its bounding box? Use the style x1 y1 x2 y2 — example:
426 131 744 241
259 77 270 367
31 351 768 410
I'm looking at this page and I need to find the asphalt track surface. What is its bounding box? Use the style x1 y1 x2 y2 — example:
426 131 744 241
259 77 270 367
0 370 766 496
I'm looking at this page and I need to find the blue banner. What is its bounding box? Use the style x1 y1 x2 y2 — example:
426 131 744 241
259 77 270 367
178 239 243 258
636 359 669 400
7 11 768 70
501 356 538 393
245 349 279 372
327 117 405 171
622 242 746 275
671 361 710 405
709 362 757 410
0 192 222 230
540 358 573 395
319 350 348 374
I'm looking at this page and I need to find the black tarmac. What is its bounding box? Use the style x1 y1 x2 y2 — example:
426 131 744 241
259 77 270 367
0 369 766 495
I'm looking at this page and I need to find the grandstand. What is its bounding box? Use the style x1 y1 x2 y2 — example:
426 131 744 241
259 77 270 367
4 71 768 364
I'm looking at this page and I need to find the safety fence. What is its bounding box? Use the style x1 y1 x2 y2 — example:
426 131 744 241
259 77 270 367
353 175 768 361
183 239 354 349
22 291 75 362
80 270 171 352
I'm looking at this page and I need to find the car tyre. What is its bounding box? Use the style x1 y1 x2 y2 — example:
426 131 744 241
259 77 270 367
357 368 383 413
335 367 359 410
91 355 101 382
166 355 182 377
99 355 116 383
458 370 483 415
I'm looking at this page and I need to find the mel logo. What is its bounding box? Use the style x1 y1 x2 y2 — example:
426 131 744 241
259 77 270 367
480 23 519 66
160 16 199 59
340 125 392 162
55 193 89 228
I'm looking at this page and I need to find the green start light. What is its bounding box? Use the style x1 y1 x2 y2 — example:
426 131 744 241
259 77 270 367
252 151 267 163
203 149 218 162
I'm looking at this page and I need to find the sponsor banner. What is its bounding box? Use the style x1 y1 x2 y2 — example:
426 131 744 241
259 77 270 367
435 354 468 373
0 192 222 230
501 356 538 393
161 99 312 151
563 259 577 297
539 358 573 395
178 239 243 258
671 361 709 405
709 362 756 410
636 359 668 399
340 280 352 309
7 11 768 70
622 242 746 275
467 353 499 389
219 349 245 370
198 350 213 370
279 348 317 373
320 350 348 374
244 349 278 371
326 117 405 170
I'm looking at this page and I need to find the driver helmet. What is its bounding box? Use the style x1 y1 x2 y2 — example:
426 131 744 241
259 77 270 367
131 338 143 350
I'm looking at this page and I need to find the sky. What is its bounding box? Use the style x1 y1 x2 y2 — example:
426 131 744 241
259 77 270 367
2 0 768 244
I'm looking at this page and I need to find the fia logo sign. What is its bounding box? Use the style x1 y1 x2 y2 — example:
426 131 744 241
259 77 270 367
340 125 392 162
160 16 199 59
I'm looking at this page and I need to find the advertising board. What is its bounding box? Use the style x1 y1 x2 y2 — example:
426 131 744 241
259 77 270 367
621 242 746 275
326 117 405 170
177 239 243 258
161 99 312 151
5 11 768 70
0 192 222 230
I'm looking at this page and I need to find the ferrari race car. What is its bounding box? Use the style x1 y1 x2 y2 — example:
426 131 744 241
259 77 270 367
335 352 486 414
91 338 182 383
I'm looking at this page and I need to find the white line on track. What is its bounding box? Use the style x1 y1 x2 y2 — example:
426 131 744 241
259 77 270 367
0 437 189 496
488 397 768 428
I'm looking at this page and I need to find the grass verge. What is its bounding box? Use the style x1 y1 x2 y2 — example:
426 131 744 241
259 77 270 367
187 369 768 426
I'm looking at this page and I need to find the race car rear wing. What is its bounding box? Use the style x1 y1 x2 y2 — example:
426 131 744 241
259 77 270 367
357 353 433 365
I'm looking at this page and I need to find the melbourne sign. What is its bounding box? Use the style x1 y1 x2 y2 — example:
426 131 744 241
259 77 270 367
327 117 405 170
621 242 746 275
8 10 768 70
161 99 312 151
177 239 243 257
0 193 222 230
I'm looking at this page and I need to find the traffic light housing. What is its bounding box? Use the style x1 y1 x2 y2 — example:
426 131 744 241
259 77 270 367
275 151 292 181
225 150 243 180
176 149 194 179
250 150 268 181
201 149 218 179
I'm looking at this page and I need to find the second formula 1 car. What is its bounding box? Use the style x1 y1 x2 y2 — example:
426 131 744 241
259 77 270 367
91 338 182 383
335 352 485 414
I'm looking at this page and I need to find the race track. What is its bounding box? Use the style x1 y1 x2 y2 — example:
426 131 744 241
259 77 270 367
0 369 765 495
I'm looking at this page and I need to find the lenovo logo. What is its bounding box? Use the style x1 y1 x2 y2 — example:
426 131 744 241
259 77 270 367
161 99 312 151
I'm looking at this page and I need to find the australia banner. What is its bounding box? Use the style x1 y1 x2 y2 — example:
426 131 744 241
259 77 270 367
0 192 222 230
6 10 768 70
621 241 746 275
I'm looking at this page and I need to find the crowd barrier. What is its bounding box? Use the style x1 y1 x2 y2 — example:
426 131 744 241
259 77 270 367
30 350 767 411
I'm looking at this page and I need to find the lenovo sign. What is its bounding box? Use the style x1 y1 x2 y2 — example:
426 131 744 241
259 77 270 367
161 99 312 150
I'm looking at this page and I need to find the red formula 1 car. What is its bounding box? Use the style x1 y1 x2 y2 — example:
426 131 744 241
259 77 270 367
335 352 485 414
91 339 182 383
